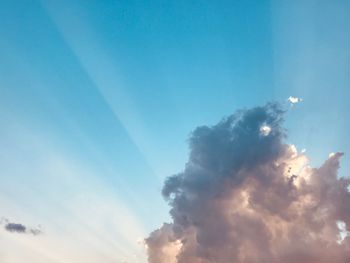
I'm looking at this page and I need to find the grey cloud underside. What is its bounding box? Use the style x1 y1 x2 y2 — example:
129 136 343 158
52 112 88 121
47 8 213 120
146 103 350 263
5 223 26 233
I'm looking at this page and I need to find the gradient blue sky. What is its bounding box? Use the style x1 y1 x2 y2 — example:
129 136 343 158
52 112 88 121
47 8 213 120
1 1 350 262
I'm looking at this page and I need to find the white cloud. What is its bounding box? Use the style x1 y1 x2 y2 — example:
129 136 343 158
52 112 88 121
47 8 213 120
337 221 350 244
260 125 272 136
288 96 303 104
329 152 336 158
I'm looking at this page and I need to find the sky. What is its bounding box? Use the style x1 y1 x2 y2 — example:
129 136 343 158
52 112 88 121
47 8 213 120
0 0 350 262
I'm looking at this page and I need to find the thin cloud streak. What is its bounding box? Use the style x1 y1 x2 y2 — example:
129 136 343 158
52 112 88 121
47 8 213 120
40 0 162 180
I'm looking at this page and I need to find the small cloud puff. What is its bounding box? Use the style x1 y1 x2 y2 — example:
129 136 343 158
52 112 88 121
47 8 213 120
288 96 303 104
1 217 42 236
259 124 271 136
329 152 336 158
5 223 26 233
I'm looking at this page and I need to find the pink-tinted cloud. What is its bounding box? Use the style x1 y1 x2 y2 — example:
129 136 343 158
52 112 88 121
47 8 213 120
146 103 350 263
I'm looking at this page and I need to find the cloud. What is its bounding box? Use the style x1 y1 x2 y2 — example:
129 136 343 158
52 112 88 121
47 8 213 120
5 223 26 233
288 96 302 104
1 218 42 236
145 102 350 263
259 124 272 136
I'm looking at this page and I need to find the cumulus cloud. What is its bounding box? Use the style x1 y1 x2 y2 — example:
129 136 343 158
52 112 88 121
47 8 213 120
1 218 42 235
145 102 350 263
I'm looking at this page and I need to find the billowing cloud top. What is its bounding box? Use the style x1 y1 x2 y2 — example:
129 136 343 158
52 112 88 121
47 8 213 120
145 103 350 263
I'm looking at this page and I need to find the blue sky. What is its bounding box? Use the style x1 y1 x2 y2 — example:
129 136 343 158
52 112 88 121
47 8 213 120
1 0 350 262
